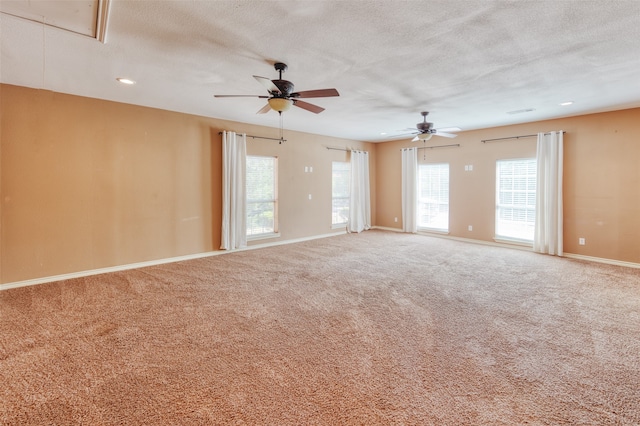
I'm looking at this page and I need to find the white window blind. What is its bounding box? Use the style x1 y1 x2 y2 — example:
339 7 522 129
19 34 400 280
496 158 537 242
418 163 449 232
332 161 350 226
246 156 278 237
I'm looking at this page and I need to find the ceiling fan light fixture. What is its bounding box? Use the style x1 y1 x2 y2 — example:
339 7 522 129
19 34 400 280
418 133 433 141
268 98 293 112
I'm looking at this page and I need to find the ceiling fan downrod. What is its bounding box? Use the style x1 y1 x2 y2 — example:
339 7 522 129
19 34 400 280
274 62 288 80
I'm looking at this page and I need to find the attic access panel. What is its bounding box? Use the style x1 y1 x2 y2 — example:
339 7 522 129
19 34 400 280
0 0 109 42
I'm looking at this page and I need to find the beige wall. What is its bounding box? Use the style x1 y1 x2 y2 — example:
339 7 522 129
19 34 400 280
1 83 638 284
0 84 374 283
375 108 640 263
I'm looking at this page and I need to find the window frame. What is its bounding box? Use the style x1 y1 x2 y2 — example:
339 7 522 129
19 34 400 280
331 161 350 228
417 162 450 233
246 155 279 240
495 158 537 243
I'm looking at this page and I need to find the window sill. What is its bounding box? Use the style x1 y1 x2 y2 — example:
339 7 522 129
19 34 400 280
248 232 281 242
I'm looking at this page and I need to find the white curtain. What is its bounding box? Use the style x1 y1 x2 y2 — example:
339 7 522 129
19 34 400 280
348 150 371 233
534 131 564 255
401 148 418 233
220 131 247 250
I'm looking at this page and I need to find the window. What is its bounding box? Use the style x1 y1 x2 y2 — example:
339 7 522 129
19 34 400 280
332 161 350 226
418 163 449 232
496 158 536 242
246 156 278 238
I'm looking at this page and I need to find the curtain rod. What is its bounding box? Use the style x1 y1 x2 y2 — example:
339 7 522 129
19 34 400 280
481 131 565 143
218 132 286 143
400 143 461 151
325 146 368 153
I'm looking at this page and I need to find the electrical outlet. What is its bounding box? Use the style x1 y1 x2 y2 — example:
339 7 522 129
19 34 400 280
579 238 586 245
394 217 398 222
468 225 473 231
308 194 312 200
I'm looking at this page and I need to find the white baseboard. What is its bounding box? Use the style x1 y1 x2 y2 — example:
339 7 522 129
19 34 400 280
372 226 403 232
0 230 348 292
424 233 535 252
563 253 640 269
374 227 640 268
0 251 227 292
3 229 636 291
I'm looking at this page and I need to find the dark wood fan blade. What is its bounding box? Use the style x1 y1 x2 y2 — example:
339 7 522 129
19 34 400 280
214 95 269 98
293 100 325 114
253 76 280 94
256 104 271 114
291 88 339 98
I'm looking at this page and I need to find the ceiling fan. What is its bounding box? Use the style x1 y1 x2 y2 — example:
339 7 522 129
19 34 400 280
400 111 460 141
214 62 339 114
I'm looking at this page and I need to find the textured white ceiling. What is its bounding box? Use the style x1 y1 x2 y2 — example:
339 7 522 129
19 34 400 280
2 0 640 142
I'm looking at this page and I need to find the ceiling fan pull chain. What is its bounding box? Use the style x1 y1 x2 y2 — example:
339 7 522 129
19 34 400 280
279 111 284 144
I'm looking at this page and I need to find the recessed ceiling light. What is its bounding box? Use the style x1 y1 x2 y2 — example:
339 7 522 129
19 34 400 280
380 132 387 135
116 78 136 85
560 101 574 106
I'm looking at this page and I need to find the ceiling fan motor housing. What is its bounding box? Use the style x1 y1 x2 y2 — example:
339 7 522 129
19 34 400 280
272 79 295 96
417 121 434 131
